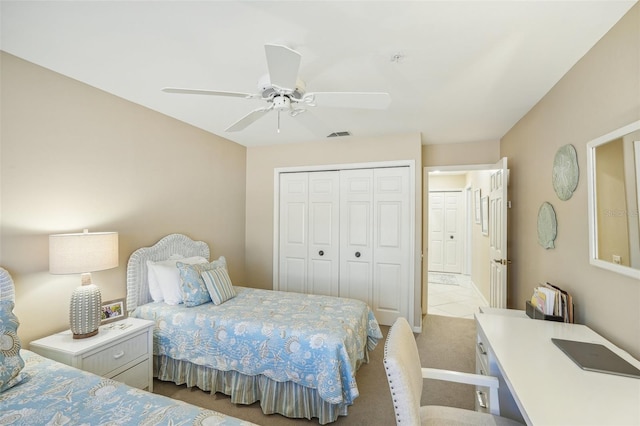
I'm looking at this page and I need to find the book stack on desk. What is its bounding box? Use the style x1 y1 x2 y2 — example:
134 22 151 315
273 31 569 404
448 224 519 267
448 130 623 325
527 282 574 323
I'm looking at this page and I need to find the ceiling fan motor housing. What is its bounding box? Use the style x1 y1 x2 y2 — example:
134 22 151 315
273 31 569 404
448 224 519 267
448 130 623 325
258 74 306 100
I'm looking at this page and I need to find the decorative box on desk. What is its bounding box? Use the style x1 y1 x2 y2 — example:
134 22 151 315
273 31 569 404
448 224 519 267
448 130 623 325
525 300 564 322
29 317 154 391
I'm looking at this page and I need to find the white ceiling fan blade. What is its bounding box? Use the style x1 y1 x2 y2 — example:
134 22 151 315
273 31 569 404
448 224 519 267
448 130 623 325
306 92 391 110
265 44 301 91
293 110 335 138
225 107 272 132
162 87 255 99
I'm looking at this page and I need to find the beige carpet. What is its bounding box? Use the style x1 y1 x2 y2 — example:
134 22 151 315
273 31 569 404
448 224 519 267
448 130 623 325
153 314 476 425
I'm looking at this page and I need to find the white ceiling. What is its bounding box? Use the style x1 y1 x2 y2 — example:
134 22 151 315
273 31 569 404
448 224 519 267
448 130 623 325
1 1 636 147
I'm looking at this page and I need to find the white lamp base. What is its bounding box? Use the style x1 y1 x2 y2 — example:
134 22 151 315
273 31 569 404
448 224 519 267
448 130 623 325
69 282 102 339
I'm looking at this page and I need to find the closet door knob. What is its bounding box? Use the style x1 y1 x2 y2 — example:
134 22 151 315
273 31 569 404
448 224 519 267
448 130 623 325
319 250 324 256
355 251 361 258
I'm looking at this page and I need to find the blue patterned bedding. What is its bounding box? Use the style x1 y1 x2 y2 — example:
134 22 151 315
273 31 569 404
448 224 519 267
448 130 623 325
0 350 255 426
131 286 383 407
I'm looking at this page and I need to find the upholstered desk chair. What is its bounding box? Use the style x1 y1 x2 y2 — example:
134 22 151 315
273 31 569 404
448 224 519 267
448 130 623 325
383 317 522 425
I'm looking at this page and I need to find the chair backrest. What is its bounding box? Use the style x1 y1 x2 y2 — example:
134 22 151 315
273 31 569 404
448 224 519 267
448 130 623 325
383 317 424 425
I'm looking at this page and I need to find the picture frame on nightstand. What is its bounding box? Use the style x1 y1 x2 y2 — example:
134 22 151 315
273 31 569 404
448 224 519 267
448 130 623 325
101 298 126 324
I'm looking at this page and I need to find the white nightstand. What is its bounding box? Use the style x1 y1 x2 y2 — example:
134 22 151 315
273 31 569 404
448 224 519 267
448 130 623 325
29 317 154 391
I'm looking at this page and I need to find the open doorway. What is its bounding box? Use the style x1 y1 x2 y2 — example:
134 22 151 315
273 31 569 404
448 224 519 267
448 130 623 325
423 162 505 318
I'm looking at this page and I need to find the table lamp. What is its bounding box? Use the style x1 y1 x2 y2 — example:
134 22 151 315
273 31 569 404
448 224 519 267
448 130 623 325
49 229 119 339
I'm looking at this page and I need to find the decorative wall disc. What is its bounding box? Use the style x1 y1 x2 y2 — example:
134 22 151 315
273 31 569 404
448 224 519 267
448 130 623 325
552 144 579 201
537 202 557 249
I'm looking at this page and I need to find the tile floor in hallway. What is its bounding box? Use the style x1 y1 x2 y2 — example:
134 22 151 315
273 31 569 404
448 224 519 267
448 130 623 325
427 272 488 319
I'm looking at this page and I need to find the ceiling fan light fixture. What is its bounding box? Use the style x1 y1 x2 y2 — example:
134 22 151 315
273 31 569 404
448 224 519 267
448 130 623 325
272 95 291 111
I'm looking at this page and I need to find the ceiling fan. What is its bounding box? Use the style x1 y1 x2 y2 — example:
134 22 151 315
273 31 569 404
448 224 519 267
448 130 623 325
162 44 391 136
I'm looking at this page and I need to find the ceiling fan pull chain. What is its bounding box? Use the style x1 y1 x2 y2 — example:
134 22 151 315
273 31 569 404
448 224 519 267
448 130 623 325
277 109 281 133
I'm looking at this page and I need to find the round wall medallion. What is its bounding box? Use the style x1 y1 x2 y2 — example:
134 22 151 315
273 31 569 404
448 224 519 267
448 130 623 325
552 144 579 201
537 202 557 249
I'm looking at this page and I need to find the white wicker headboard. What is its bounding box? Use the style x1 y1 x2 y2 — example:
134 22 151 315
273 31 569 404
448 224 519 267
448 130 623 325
0 267 16 302
126 234 210 312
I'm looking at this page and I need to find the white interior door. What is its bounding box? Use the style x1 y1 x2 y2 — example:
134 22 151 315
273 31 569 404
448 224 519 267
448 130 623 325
372 167 410 325
307 171 340 296
279 173 308 293
443 191 463 273
339 169 374 303
428 191 462 273
489 158 508 308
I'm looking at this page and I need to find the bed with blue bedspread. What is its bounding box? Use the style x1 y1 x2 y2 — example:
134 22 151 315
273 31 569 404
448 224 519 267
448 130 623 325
1 350 255 426
126 234 383 424
0 266 254 426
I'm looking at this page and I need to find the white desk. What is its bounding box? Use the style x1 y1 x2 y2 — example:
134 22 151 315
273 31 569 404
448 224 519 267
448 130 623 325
475 312 640 425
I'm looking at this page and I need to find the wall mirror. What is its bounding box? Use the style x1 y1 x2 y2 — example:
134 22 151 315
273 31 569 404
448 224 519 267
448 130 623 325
587 119 640 279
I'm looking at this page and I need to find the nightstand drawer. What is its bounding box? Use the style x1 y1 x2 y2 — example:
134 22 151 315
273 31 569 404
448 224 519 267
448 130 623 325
112 359 150 390
30 317 154 391
83 332 148 376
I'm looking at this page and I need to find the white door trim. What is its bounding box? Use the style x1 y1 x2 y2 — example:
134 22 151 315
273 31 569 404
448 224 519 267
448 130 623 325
424 162 507 310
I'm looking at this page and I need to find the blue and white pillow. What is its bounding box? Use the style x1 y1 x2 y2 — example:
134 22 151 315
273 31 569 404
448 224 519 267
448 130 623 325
0 300 24 393
201 267 236 305
176 256 227 307
147 256 208 304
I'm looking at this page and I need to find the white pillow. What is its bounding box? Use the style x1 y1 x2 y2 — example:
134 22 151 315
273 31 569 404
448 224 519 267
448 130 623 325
147 255 183 302
147 256 208 304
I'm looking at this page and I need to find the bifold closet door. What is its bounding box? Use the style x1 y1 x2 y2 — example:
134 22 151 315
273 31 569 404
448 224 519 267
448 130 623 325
279 171 339 296
339 167 410 325
339 169 374 303
371 167 410 325
279 166 411 325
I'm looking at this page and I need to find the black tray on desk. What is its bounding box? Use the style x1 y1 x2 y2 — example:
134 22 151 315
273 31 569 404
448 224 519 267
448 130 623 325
525 300 564 322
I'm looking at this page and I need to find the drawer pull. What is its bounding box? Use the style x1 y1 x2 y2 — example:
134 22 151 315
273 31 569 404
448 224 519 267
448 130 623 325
476 390 488 409
113 351 125 360
477 342 487 355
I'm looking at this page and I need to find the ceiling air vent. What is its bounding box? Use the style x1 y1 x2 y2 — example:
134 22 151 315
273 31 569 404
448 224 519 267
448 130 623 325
327 131 351 138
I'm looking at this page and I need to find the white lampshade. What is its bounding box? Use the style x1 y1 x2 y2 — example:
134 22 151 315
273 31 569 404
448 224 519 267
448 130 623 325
49 230 119 339
50 231 119 274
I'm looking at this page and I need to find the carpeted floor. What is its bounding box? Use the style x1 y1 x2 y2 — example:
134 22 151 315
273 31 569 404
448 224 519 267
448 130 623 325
153 314 476 425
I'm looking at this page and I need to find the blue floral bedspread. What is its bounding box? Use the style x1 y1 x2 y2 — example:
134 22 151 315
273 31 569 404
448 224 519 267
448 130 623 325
132 287 383 406
0 350 255 426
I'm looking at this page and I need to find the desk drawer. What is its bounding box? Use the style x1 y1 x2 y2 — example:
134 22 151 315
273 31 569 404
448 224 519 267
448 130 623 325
475 351 490 413
83 333 148 376
476 335 489 373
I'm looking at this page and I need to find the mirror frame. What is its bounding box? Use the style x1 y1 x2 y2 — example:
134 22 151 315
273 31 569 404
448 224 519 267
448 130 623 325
587 119 640 279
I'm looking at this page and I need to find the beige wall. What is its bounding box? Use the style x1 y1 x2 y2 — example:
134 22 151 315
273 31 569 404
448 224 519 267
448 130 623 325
428 173 467 190
423 140 500 167
467 171 492 302
0 52 247 345
501 3 640 358
245 133 423 325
